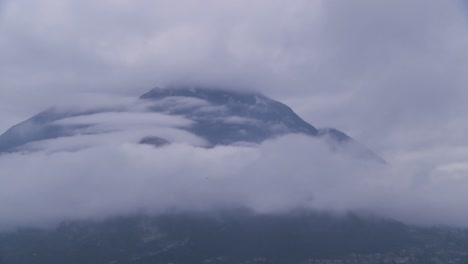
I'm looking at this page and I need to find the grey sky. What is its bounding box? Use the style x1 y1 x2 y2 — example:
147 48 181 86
1 0 468 228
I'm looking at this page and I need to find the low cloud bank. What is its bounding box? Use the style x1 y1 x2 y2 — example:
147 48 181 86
1 130 468 230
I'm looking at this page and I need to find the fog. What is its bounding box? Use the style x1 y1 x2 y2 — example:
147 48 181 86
1 0 468 229
0 132 400 229
0 103 467 230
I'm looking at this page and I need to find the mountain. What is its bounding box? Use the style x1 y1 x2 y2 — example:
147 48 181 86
0 211 415 264
4 87 468 263
2 211 468 264
0 86 382 162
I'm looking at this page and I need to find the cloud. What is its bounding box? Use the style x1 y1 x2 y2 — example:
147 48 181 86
1 0 467 148
0 0 468 229
53 112 192 129
1 126 468 230
1 0 467 117
0 133 376 230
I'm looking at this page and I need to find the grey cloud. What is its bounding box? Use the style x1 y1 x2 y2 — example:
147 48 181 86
1 130 468 230
1 0 468 228
0 134 382 230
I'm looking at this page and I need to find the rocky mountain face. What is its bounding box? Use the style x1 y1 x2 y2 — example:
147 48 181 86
0 87 380 161
140 87 321 146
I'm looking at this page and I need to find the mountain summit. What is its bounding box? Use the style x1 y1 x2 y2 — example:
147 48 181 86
0 87 381 161
141 87 332 145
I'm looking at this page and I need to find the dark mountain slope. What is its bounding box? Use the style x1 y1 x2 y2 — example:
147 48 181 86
0 86 380 162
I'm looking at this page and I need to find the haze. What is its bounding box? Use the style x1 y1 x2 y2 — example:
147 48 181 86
1 0 468 229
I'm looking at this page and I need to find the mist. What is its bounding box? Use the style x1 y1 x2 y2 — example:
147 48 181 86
1 0 468 230
0 113 467 230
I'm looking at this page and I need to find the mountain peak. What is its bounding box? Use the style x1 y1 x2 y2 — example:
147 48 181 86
139 86 319 145
0 86 382 163
140 87 267 105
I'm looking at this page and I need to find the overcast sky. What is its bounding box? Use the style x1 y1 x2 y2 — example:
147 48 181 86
1 0 467 157
1 0 468 228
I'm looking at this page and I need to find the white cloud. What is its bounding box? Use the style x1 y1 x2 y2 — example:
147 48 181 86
0 134 373 229
53 112 192 128
1 131 468 230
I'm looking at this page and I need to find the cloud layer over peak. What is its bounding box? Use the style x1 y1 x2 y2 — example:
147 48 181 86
1 0 468 228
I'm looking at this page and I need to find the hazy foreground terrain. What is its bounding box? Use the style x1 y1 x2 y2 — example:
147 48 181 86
1 211 468 264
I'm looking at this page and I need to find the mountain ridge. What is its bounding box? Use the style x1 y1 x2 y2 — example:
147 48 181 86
0 86 382 162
